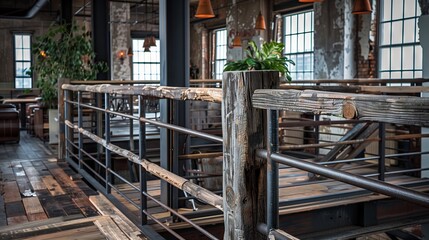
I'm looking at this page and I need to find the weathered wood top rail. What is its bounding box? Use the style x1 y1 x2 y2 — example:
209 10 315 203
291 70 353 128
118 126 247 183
252 89 429 127
282 78 429 84
69 79 221 85
70 80 160 85
279 85 429 94
62 84 222 103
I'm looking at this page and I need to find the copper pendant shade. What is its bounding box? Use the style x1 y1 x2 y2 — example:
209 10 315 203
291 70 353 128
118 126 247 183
352 0 372 14
255 11 266 30
195 0 215 18
143 37 151 49
298 0 323 2
148 36 156 47
127 47 133 57
232 36 242 47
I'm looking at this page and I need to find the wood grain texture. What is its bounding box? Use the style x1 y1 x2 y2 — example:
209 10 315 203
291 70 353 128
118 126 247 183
94 216 130 240
58 78 70 161
279 84 429 94
62 84 223 103
222 71 279 240
41 176 66 196
22 197 45 216
3 182 21 203
89 194 143 240
252 89 429 126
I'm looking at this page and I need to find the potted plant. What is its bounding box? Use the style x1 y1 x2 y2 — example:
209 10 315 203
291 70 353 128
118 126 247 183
31 21 108 143
223 40 294 81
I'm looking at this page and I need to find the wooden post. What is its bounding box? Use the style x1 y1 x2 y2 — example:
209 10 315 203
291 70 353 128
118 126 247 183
222 71 279 239
58 78 70 160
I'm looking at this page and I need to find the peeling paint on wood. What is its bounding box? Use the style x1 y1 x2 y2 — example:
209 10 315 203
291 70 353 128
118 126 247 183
62 84 222 103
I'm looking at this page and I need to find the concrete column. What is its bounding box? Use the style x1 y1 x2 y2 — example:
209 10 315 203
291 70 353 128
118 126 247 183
110 2 131 80
417 2 428 236
313 0 356 79
419 14 429 178
226 0 269 62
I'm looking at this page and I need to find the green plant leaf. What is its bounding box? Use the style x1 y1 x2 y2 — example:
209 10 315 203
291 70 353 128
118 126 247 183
223 40 295 81
32 21 109 108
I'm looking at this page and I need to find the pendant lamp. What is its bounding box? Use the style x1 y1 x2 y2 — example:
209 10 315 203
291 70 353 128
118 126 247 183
127 47 133 57
232 35 242 47
148 36 156 47
195 0 215 18
255 11 266 30
352 0 372 14
143 37 151 49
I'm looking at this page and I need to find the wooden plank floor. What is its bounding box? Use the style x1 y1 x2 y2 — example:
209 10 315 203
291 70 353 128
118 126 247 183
110 160 429 232
0 132 145 239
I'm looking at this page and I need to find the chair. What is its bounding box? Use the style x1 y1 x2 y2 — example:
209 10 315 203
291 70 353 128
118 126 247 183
0 104 20 143
26 104 41 135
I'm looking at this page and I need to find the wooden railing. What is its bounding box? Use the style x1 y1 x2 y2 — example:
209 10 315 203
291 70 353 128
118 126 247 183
59 76 429 240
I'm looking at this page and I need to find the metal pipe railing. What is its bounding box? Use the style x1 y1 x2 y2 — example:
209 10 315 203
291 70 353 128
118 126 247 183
64 99 223 143
257 223 298 240
257 150 429 208
63 83 225 239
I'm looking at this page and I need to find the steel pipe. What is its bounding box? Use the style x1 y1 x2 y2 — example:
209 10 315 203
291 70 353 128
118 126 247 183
257 150 429 208
65 100 223 143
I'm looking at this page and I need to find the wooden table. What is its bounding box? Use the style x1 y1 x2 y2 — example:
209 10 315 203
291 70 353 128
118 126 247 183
3 98 39 129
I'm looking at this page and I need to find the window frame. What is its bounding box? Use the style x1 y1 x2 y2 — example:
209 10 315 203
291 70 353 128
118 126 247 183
13 33 33 89
282 9 314 81
212 28 227 80
377 0 422 82
131 38 161 81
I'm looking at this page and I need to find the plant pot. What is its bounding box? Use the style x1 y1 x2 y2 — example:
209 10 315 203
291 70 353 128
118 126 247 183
49 109 59 144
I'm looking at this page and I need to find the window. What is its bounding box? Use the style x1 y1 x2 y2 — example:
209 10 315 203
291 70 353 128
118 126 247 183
283 10 314 81
378 0 422 82
14 34 32 88
132 39 160 81
213 28 227 80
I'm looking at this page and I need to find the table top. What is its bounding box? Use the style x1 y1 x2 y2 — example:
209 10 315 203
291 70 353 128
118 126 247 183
3 98 39 104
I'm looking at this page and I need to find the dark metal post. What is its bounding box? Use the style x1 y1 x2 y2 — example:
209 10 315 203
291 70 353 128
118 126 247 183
171 100 180 211
105 93 112 194
139 95 147 225
159 0 190 206
64 90 70 161
92 0 110 80
60 0 72 25
128 95 136 182
267 109 279 230
78 91 83 169
314 114 320 156
378 122 386 181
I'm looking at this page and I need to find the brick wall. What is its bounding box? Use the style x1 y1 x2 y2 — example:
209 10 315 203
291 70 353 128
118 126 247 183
355 12 377 79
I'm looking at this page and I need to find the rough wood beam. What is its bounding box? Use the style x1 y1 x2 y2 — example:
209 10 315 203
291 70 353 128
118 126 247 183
279 85 429 94
252 89 429 127
283 78 429 85
222 71 279 240
65 120 223 211
62 84 222 103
